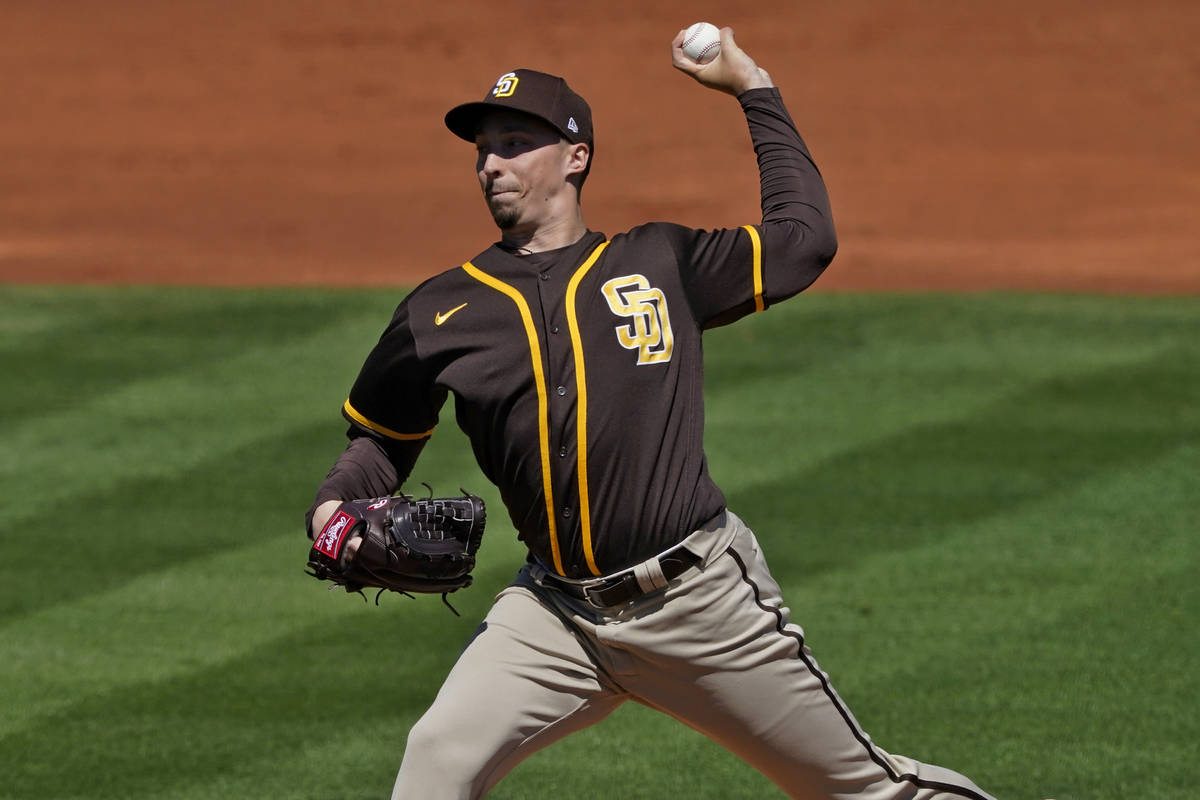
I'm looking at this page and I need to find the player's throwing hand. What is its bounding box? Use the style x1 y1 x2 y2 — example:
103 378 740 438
671 25 773 95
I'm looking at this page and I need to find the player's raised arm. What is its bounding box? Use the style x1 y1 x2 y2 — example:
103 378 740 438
671 24 773 95
665 21 837 320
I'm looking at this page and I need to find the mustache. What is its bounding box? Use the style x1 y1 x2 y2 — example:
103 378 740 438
484 176 519 197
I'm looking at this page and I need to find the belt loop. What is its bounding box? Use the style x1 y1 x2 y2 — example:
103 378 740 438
633 557 669 593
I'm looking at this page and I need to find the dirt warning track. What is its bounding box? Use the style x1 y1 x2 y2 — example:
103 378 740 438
2 1 1197 292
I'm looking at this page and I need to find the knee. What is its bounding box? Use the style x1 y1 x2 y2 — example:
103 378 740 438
394 712 482 798
403 711 454 764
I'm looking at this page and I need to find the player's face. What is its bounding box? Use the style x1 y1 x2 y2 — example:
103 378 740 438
474 112 579 232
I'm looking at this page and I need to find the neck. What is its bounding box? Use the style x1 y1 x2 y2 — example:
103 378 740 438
500 206 588 254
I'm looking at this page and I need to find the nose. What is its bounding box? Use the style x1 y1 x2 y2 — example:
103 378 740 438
478 151 504 177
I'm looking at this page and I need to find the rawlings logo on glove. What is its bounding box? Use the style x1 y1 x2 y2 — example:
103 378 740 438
306 490 486 614
313 511 356 558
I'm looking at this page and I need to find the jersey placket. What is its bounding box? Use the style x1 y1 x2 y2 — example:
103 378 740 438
464 243 609 578
535 263 584 575
535 241 610 577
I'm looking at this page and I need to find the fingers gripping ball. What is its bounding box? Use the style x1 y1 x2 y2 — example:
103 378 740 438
307 491 486 611
681 21 722 64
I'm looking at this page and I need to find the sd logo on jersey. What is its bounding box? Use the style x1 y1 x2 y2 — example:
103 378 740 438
601 275 674 365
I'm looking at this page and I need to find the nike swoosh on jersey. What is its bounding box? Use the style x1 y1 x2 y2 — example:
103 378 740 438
434 302 469 326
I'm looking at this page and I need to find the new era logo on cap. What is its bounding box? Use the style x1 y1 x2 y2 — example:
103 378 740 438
567 117 579 134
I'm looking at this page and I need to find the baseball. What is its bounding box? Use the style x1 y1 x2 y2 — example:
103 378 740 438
681 21 722 65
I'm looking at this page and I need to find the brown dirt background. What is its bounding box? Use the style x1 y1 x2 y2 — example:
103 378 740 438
3 0 1197 292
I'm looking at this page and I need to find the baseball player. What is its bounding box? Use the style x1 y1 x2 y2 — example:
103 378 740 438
307 26 997 800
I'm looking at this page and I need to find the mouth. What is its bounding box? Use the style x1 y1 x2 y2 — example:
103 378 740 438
483 176 520 200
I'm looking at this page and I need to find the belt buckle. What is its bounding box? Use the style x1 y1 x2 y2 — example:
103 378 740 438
582 578 619 609
582 585 608 609
537 567 616 608
583 571 641 609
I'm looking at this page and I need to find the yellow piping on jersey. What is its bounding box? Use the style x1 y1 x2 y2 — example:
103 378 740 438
343 399 434 440
743 224 765 312
461 260 566 576
565 241 611 577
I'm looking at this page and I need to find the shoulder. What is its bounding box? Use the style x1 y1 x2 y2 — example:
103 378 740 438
618 221 690 239
368 264 474 341
409 261 478 295
595 224 699 293
607 222 695 255
400 262 482 310
608 221 750 265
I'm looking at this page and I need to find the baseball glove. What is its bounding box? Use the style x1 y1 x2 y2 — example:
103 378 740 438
306 490 486 612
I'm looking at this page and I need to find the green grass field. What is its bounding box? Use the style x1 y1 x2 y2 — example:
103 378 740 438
2 286 1196 800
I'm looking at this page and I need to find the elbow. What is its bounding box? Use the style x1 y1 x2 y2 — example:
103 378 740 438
754 216 837 304
800 209 838 266
776 216 838 279
811 223 838 272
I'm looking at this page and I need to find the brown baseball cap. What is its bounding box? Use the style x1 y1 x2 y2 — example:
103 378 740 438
445 69 593 146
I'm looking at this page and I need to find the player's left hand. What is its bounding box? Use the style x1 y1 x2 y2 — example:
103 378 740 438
671 26 773 96
306 491 487 612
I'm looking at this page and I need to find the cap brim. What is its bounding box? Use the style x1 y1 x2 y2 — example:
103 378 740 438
444 102 494 142
445 101 585 144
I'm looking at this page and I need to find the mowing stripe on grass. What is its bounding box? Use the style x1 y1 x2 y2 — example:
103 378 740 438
1 288 1196 800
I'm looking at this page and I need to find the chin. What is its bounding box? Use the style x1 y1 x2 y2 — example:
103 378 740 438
488 203 522 232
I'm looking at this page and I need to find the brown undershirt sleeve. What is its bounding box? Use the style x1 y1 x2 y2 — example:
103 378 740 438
303 433 426 537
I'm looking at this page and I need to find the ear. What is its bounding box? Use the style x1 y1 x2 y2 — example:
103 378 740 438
564 142 590 177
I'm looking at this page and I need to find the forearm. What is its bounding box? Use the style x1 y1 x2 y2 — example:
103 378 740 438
305 434 424 537
741 88 837 295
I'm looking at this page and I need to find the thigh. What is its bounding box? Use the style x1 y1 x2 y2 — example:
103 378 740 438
394 582 625 799
620 518 994 800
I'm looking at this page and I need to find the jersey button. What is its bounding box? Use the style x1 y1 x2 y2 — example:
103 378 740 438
562 506 571 517
556 385 566 396
558 446 567 457
539 272 550 281
551 325 560 334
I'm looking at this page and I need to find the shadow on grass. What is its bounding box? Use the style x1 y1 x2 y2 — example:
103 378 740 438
0 287 391 432
723 346 1199 580
1 609 468 799
0 419 340 622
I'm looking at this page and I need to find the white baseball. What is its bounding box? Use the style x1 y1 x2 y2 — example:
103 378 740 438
681 22 722 65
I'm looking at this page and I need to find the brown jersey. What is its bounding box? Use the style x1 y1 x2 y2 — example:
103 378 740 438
340 88 836 578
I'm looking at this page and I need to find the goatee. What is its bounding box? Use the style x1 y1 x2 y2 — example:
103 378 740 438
488 202 520 231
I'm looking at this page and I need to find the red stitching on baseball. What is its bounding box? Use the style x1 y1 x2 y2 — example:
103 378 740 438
683 30 719 63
